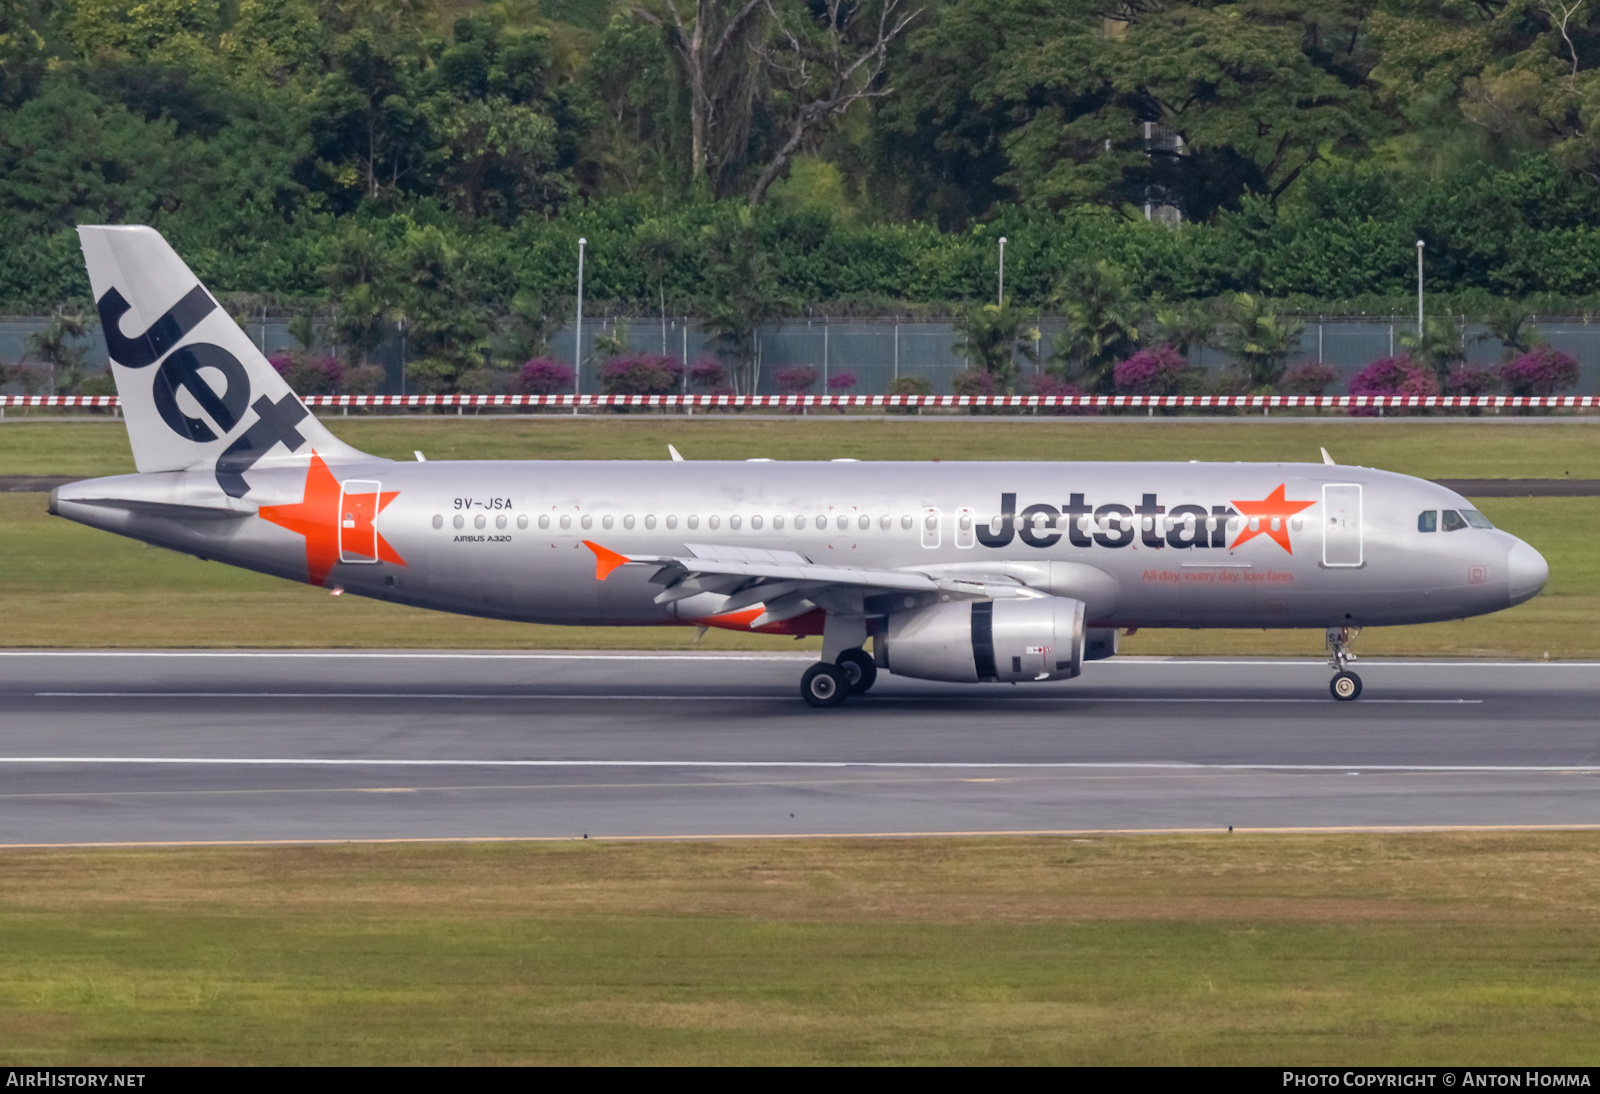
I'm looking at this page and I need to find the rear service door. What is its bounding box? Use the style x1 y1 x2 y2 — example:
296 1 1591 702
339 479 382 563
1322 483 1362 567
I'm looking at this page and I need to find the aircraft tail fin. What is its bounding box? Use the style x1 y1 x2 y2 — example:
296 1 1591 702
77 225 367 499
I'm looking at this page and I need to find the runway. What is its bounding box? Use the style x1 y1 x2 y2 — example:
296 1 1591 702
0 651 1596 845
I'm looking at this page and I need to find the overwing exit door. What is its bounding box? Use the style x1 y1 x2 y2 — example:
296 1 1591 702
1322 483 1362 567
339 479 382 563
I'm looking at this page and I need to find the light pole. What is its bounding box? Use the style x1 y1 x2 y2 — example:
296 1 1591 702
576 236 588 415
997 236 1007 305
397 315 407 398
1416 240 1425 337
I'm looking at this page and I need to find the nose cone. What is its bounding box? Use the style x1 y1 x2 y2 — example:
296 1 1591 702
1507 539 1549 606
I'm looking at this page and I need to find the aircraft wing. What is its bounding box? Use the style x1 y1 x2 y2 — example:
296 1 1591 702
583 540 1038 628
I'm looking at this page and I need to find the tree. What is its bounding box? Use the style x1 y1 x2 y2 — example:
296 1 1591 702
951 298 1032 384
1218 293 1304 389
1399 315 1470 378
25 310 88 394
1047 261 1143 393
747 0 920 204
633 217 682 354
323 224 391 366
392 224 488 391
698 206 793 391
637 0 771 193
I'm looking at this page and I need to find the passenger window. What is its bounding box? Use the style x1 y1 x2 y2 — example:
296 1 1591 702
687 515 698 529
453 515 465 529
1418 511 1437 532
709 515 720 529
644 514 656 529
602 515 613 530
859 514 870 530
773 515 784 530
1442 509 1468 532
901 515 913 530
751 515 762 530
666 515 677 529
1462 509 1494 529
539 514 550 530
496 515 507 530
517 515 529 530
432 515 443 529
837 514 848 530
560 514 571 530
879 515 891 530
623 515 635 530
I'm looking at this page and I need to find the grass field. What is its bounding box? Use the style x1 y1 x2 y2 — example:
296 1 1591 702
2 414 1600 479
2 418 1596 654
1 834 1598 1065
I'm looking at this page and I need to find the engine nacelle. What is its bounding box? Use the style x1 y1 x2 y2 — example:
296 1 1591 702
877 596 1086 683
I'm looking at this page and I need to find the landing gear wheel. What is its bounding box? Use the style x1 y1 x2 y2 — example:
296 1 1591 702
835 648 877 694
1330 671 1363 701
801 663 850 707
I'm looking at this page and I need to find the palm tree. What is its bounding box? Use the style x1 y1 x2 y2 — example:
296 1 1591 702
26 311 89 394
1047 261 1144 393
951 298 1034 385
633 218 682 356
1399 315 1469 378
1218 294 1304 389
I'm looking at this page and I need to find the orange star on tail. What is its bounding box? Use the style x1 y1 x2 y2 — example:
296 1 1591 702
1230 483 1315 554
258 452 404 586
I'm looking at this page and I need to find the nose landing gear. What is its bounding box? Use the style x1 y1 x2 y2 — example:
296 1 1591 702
1327 626 1362 701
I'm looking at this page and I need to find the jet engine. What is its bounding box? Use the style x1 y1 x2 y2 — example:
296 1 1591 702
876 596 1086 683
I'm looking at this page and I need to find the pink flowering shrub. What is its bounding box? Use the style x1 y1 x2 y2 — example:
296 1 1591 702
774 365 820 395
951 368 1000 398
1445 365 1500 398
285 354 343 396
1347 355 1439 416
687 358 727 390
1279 362 1341 396
1113 345 1191 395
599 354 683 397
1500 345 1579 397
267 352 294 377
517 358 575 395
1023 372 1096 415
825 370 858 393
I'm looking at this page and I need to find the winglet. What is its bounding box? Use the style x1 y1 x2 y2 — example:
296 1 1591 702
1321 447 1336 466
668 444 684 462
583 540 631 580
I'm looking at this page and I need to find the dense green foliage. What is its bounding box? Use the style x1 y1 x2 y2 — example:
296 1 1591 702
9 0 1600 328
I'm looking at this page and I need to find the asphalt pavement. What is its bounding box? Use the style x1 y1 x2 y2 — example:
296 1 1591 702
0 651 1595 845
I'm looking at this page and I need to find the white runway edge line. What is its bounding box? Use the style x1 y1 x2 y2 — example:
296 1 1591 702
1 652 1598 668
0 757 1592 773
32 692 1483 704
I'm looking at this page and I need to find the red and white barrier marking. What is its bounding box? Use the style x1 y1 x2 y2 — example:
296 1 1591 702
2 393 1597 410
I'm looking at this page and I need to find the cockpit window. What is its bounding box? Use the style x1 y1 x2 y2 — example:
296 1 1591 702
1418 510 1437 532
1441 509 1469 532
1461 509 1494 529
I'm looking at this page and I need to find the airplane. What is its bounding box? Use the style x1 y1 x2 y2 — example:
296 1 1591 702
49 226 1549 706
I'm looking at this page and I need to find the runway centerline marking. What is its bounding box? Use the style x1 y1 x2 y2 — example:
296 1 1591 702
0 757 1587 773
32 691 1484 704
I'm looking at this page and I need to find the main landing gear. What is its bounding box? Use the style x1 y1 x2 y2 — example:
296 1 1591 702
1327 626 1362 701
801 648 877 708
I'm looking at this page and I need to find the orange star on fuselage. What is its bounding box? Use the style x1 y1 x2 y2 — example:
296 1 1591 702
257 452 404 586
1230 483 1315 554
